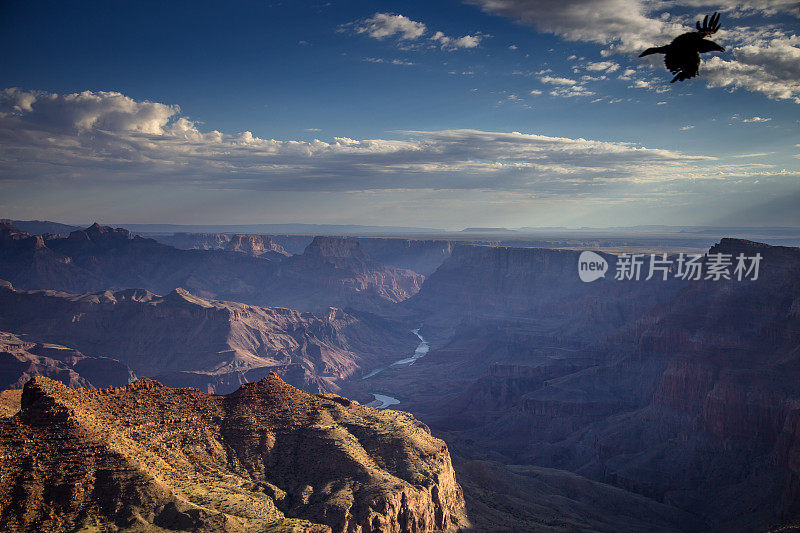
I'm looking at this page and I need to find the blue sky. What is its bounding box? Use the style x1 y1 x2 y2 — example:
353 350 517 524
0 0 798 229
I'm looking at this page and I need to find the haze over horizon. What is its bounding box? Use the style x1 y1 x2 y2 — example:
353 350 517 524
1 0 799 228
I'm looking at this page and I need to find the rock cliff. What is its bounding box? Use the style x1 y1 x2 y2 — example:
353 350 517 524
0 374 467 532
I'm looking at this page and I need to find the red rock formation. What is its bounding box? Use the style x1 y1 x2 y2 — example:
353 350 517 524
0 375 467 532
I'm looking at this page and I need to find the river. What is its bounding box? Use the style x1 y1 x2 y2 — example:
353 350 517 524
365 327 427 409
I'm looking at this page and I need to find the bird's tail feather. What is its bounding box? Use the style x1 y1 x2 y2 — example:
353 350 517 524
639 46 667 57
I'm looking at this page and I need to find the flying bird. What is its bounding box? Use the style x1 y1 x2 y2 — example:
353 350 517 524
639 12 725 83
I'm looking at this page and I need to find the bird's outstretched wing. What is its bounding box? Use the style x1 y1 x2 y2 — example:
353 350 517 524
664 50 700 83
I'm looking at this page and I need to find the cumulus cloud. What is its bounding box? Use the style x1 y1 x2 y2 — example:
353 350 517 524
430 31 483 49
0 89 721 195
702 34 800 103
586 60 620 72
539 75 579 85
354 13 426 40
348 12 483 50
467 0 800 102
539 75 598 97
742 115 773 122
549 85 596 97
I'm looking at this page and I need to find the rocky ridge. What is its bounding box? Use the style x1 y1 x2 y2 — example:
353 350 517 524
0 223 422 312
0 374 467 532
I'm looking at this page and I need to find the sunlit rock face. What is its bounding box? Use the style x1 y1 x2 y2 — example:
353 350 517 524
0 374 467 533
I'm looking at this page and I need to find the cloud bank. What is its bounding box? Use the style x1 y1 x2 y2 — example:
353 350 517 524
0 88 764 197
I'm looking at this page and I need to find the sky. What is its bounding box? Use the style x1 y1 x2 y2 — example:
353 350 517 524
0 0 798 229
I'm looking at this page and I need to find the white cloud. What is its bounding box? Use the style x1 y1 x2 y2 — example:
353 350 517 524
539 75 578 85
630 79 653 89
681 125 695 130
550 85 596 97
0 89 722 196
538 74 600 97
732 152 773 157
363 57 415 65
509 44 518 50
0 88 180 135
466 0 682 54
348 12 483 51
586 60 620 72
354 13 426 40
703 35 800 103
431 31 483 50
742 116 773 122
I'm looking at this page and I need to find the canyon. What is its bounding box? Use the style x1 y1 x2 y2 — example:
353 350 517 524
0 282 413 394
1 221 799 531
354 238 800 530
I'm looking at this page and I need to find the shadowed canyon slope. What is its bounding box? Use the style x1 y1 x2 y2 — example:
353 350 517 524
360 239 800 530
0 223 422 312
0 284 414 394
0 374 467 532
0 330 134 390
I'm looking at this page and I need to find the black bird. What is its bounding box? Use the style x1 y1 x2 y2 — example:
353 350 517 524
639 12 725 83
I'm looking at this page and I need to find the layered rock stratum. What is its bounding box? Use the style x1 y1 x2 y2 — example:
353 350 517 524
0 285 413 394
0 374 466 532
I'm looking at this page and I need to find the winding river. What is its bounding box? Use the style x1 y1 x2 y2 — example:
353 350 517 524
365 327 428 409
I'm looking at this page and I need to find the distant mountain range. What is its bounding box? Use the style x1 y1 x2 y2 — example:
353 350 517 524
6 218 800 238
2 220 446 235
